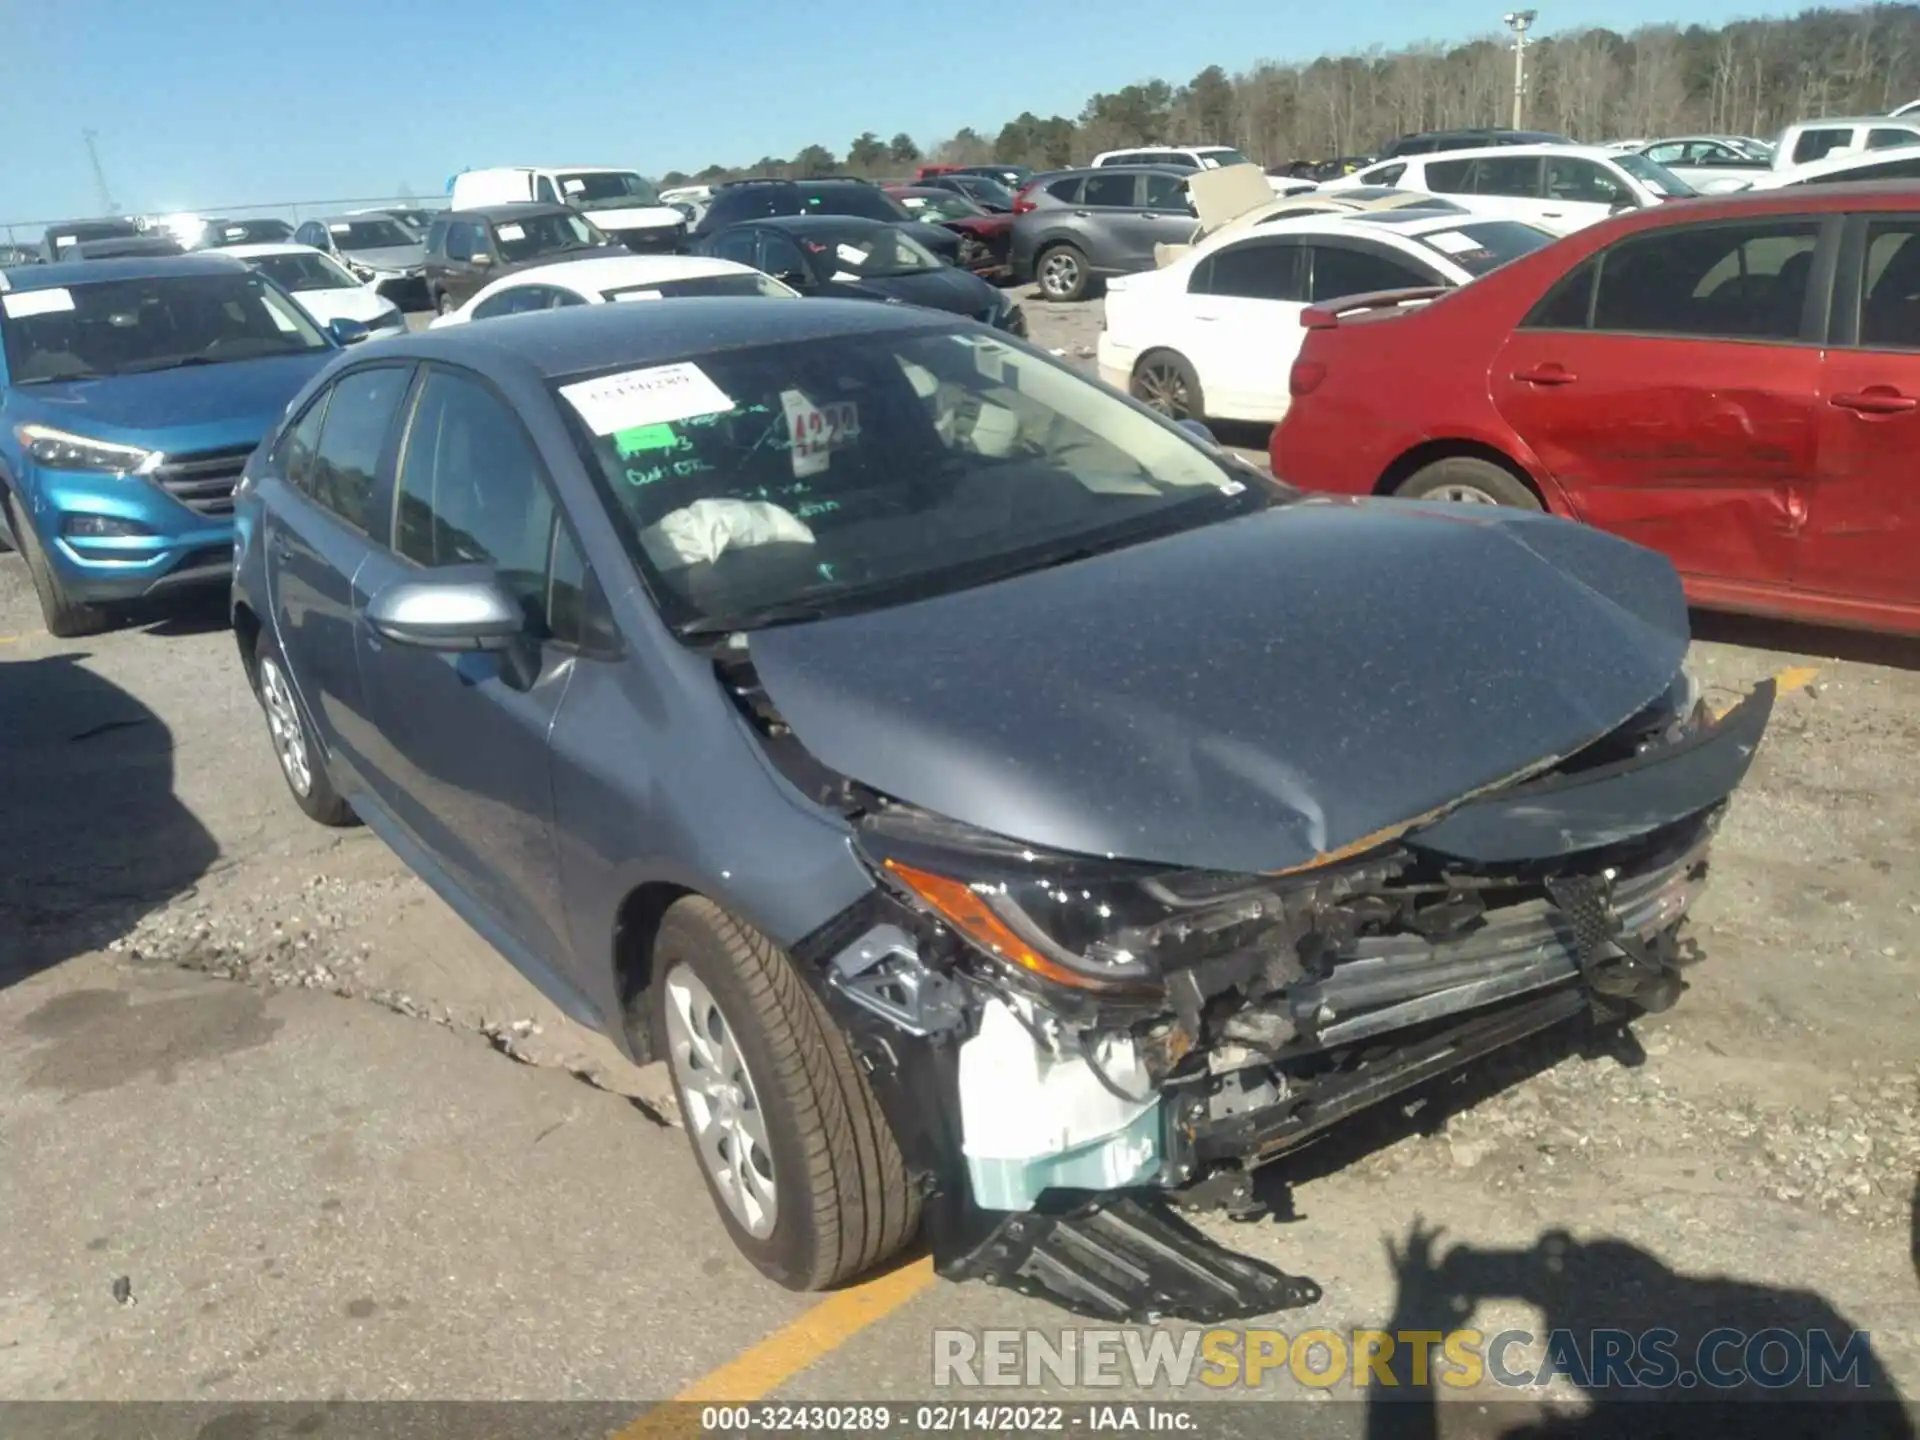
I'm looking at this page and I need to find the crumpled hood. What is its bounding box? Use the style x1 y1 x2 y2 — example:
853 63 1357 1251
747 499 1692 874
338 243 427 270
829 265 996 317
10 352 335 455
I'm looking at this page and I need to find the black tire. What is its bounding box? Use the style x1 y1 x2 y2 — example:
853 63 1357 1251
252 628 356 827
1130 349 1206 421
434 288 456 316
651 897 920 1291
1392 455 1542 510
1035 242 1091 302
5 493 112 638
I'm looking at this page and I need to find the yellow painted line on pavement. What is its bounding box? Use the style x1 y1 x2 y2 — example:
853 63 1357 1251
1713 664 1818 720
0 634 19 645
614 1255 937 1437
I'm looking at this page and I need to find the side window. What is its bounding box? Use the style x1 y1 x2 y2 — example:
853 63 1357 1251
393 370 558 626
1363 162 1406 187
1867 128 1919 151
471 286 547 320
1859 220 1920 351
1545 157 1628 206
535 175 560 203
710 227 760 267
758 230 809 279
1081 173 1136 207
446 223 474 262
1308 245 1434 303
278 390 332 493
1591 220 1822 341
294 223 321 248
306 366 412 534
1204 240 1305 301
1044 176 1085 204
425 219 449 255
1475 156 1544 198
1141 171 1191 212
544 521 608 651
1521 258 1598 329
1793 128 1851 164
1644 143 1684 165
1850 155 1920 182
1424 158 1473 194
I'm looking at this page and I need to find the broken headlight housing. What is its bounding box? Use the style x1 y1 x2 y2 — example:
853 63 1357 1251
855 803 1371 1002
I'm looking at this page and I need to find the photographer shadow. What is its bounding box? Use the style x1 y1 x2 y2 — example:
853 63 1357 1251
1364 1220 1916 1440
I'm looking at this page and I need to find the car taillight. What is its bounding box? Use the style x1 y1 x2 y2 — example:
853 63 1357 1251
1289 360 1326 398
1012 185 1039 214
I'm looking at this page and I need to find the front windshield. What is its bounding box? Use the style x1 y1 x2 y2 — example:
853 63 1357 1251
557 171 662 207
1413 220 1555 275
326 218 414 250
206 219 295 247
802 185 912 223
798 225 941 280
953 176 1016 208
1197 148 1254 169
48 223 137 255
895 192 984 221
604 273 794 300
251 251 359 292
1729 138 1774 160
1613 153 1697 197
492 210 607 262
556 326 1271 633
0 271 330 383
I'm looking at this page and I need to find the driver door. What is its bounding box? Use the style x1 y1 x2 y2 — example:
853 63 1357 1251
1542 155 1638 234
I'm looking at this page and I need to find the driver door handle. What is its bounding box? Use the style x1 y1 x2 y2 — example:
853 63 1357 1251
1513 364 1577 386
1831 389 1917 415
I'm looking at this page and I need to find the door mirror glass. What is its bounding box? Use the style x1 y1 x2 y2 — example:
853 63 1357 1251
471 252 494 267
328 317 371 347
366 570 526 651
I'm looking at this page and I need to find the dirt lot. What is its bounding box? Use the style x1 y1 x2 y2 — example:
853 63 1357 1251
1 288 1916 1419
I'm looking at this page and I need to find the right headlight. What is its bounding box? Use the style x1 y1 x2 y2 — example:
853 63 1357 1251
14 423 163 476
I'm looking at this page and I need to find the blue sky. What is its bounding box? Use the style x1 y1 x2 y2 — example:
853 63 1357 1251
1 0 1792 223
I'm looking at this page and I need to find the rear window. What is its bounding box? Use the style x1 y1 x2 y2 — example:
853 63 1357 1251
602 273 793 300
1412 221 1556 276
1044 176 1084 203
1424 158 1473 193
1792 128 1855 165
798 184 910 223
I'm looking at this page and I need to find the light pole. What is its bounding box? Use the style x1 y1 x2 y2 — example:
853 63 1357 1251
1503 10 1537 131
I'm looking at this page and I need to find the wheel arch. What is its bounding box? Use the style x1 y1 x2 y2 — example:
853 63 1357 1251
612 880 694 1064
1375 437 1569 515
232 600 263 690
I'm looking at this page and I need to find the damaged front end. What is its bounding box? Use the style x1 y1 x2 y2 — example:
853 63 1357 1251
764 647 1774 1321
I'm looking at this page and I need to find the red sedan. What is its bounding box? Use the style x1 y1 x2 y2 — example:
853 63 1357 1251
1270 184 1920 635
883 186 1013 279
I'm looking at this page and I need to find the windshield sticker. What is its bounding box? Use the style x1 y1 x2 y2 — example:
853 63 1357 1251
495 222 526 242
3 288 76 318
835 243 868 266
224 227 248 239
55 235 75 248
780 391 859 478
613 289 662 302
561 361 736 435
612 422 681 456
1424 230 1485 256
562 178 587 193
329 223 352 234
1218 478 1247 496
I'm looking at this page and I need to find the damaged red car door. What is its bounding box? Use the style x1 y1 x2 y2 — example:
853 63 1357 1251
1802 215 1920 616
1490 216 1833 589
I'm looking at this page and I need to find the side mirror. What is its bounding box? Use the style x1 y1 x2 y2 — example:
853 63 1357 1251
328 317 370 346
366 570 539 687
471 252 494 268
1177 418 1218 445
1610 197 1641 213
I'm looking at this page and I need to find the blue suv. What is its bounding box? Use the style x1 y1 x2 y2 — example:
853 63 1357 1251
0 254 351 635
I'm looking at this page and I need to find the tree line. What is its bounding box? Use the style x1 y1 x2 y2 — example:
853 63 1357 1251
658 4 1920 185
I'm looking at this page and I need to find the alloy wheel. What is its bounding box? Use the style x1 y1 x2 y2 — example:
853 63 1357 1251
1431 483 1503 504
258 656 313 798
664 964 778 1238
1039 251 1081 299
1134 362 1193 419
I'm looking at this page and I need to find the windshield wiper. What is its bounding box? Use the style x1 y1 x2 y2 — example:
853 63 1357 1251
121 355 221 374
676 600 837 638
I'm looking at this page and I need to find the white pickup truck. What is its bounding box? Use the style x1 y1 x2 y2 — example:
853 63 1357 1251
449 167 686 252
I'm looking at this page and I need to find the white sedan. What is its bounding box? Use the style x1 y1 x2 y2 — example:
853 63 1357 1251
225 243 408 337
430 254 797 328
1098 209 1556 425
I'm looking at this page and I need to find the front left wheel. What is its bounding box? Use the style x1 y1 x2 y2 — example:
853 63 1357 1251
652 897 920 1291
6 494 112 638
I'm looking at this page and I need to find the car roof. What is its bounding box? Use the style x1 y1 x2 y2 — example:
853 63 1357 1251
1053 164 1199 176
375 297 962 380
443 203 579 222
1780 148 1920 180
482 254 760 291
1603 178 1920 222
1787 116 1920 128
751 214 894 232
223 243 334 259
313 212 418 225
0 253 245 290
1408 143 1613 163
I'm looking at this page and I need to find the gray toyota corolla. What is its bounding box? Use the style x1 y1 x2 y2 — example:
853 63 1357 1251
230 298 1773 1320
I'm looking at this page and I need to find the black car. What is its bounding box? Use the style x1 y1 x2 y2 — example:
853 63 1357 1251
64 236 188 261
692 178 962 265
40 218 143 263
1374 128 1571 161
422 204 622 315
195 217 298 249
693 215 1024 334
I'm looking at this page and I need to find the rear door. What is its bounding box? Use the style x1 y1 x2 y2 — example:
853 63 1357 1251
1803 214 1920 610
1490 215 1835 587
1075 170 1151 270
263 364 416 780
1182 236 1309 419
351 366 581 962
1469 155 1550 228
